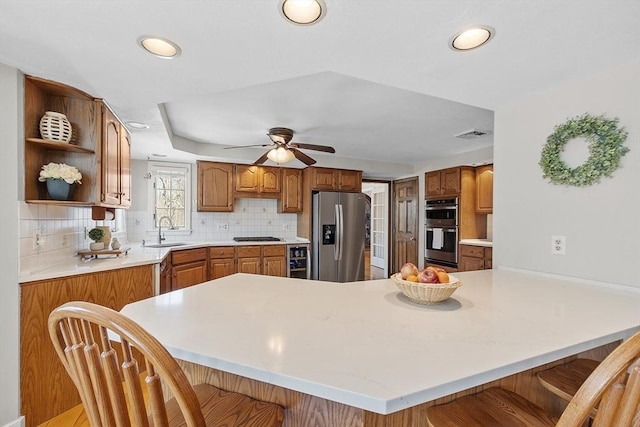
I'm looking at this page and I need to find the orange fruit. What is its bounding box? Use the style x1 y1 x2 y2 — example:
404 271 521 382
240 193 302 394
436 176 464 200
436 271 449 283
406 274 418 282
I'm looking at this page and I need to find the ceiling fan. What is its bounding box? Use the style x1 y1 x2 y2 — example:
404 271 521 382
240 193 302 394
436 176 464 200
224 127 335 166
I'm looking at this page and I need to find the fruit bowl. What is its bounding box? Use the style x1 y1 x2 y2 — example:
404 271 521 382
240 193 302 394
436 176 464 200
391 273 462 305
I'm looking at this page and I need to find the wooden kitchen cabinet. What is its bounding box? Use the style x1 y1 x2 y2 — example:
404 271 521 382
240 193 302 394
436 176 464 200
100 103 131 207
171 247 208 290
237 245 262 274
425 167 461 197
235 165 281 195
209 246 236 280
280 167 303 213
23 76 131 208
159 256 171 294
262 245 287 277
20 265 154 427
197 161 234 212
307 167 362 192
458 244 493 271
475 164 493 213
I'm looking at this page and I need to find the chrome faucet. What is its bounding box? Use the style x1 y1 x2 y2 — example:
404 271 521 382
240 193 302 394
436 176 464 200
157 216 174 244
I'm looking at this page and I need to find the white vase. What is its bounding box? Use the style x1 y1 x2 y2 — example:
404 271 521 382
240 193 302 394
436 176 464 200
89 241 104 251
40 111 72 142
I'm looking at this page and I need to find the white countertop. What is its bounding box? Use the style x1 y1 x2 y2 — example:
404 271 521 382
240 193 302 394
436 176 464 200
18 238 310 283
120 270 640 414
459 238 493 247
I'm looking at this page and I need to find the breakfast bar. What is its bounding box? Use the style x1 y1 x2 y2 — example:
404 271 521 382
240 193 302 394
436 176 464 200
120 270 640 426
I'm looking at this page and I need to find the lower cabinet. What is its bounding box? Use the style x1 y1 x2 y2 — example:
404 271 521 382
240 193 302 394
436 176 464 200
171 248 208 291
458 244 493 271
262 245 286 277
20 265 154 427
209 246 236 279
237 246 262 274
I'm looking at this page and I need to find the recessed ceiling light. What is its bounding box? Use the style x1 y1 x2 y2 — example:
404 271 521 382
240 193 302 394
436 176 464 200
137 36 182 58
449 26 495 51
280 0 326 25
125 121 150 130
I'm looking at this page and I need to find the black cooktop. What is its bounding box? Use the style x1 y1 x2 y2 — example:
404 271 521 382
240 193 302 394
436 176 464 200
233 236 282 242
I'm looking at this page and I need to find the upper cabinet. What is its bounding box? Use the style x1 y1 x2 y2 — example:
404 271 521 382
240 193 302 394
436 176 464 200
23 76 131 208
425 167 461 198
308 167 362 192
234 165 281 195
475 164 493 214
280 168 303 213
197 161 234 212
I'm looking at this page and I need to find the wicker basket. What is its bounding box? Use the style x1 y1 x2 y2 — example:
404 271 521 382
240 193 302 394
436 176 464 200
391 273 462 305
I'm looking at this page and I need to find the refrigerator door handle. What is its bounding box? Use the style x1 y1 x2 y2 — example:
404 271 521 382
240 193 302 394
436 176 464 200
337 204 344 261
334 204 340 261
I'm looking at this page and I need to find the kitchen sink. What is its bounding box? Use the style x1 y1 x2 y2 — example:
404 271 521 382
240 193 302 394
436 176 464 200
142 242 188 248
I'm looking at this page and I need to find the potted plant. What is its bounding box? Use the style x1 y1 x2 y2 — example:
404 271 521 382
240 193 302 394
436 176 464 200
38 162 82 200
88 227 105 251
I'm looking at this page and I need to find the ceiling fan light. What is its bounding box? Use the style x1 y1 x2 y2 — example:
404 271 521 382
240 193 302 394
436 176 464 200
280 0 325 25
267 147 295 163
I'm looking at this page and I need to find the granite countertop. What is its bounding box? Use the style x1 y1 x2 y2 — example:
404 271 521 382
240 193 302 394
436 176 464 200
19 238 310 283
459 238 493 247
120 270 640 415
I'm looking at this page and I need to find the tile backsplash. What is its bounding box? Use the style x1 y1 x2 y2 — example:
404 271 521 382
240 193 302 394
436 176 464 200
126 198 298 244
18 202 125 274
18 198 299 274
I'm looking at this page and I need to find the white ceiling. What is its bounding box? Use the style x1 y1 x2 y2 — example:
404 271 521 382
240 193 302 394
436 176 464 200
1 1 638 174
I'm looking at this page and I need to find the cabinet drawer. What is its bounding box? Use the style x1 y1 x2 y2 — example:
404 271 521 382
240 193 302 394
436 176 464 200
209 246 235 258
172 248 207 265
262 245 285 256
237 246 261 257
459 244 485 258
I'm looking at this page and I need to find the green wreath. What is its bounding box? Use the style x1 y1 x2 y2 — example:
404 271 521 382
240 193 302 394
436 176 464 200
539 113 629 187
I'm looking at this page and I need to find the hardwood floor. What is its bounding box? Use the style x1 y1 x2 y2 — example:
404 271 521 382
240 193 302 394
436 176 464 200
364 249 386 280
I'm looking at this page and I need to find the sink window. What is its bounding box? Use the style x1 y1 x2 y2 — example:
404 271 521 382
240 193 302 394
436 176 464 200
148 162 192 231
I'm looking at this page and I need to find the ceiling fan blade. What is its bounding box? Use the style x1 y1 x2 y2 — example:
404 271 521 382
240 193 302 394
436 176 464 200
224 144 270 150
253 150 270 165
289 143 335 153
291 147 316 165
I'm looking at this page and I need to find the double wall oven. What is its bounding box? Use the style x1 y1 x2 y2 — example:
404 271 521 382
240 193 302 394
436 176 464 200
425 198 458 268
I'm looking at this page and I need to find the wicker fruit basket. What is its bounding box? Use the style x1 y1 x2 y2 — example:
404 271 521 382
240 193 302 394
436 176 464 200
391 273 462 305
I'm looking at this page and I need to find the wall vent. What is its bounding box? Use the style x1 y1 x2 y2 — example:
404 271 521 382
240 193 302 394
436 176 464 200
454 129 492 139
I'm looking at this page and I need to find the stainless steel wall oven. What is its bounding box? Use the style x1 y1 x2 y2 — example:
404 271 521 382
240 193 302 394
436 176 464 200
425 198 458 267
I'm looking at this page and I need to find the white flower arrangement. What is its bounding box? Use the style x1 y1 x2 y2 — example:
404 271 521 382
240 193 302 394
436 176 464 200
38 162 82 184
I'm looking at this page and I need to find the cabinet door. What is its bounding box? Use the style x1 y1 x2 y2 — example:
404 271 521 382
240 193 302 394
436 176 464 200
260 166 281 193
235 165 260 192
102 106 120 205
159 258 171 294
281 168 302 213
172 261 207 290
425 171 442 197
119 125 131 207
338 170 362 192
197 161 233 212
459 256 486 272
485 247 493 269
263 256 286 277
475 165 493 213
237 257 261 274
440 168 461 195
209 258 236 280
311 167 337 190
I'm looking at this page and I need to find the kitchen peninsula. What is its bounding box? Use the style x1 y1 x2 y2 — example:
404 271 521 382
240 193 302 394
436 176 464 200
120 270 640 426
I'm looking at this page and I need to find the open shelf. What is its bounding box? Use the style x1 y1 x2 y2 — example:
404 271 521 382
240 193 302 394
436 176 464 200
25 200 93 206
26 138 95 154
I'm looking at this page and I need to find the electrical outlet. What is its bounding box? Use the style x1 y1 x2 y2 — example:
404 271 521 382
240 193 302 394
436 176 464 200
217 223 229 230
282 224 290 230
551 235 566 255
32 229 42 249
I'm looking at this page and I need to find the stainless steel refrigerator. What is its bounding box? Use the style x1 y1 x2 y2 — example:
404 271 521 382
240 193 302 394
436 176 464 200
312 191 366 282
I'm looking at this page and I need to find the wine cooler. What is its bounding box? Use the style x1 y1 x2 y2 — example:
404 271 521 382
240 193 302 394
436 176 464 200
287 244 310 279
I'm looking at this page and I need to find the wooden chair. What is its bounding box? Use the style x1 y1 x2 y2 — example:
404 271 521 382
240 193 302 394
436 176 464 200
537 358 600 404
48 301 284 427
426 331 640 427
